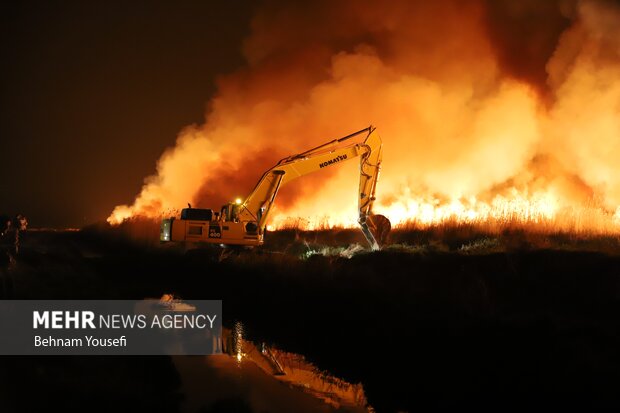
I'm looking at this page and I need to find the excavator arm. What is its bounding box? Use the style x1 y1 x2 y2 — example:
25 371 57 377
238 126 389 250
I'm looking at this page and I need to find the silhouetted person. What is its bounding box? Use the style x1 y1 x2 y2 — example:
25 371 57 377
0 214 28 298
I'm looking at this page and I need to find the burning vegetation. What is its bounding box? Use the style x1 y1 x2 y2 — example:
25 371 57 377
109 0 620 236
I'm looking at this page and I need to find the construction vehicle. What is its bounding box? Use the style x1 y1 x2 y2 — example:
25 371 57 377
160 126 391 250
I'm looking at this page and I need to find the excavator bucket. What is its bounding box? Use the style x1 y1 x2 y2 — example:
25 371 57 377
367 214 391 247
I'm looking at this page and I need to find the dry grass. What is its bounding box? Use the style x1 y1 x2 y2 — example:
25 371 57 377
268 217 620 256
85 214 620 258
392 216 620 253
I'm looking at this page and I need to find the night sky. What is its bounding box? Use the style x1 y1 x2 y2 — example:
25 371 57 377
0 1 254 228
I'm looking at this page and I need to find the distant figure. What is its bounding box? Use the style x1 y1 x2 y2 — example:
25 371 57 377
1 216 14 266
1 214 28 298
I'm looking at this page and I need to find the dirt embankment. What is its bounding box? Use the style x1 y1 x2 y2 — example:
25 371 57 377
2 228 620 411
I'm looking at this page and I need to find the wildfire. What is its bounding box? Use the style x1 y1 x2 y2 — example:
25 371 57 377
107 1 620 236
264 190 620 235
378 192 559 226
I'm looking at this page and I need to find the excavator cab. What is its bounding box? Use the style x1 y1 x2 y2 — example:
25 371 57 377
220 202 241 223
220 205 229 222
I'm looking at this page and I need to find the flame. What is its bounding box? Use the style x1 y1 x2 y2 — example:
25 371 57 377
267 190 620 235
108 1 620 235
380 192 559 226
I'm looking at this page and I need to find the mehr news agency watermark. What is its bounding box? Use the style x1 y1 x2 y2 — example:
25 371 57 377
0 299 222 355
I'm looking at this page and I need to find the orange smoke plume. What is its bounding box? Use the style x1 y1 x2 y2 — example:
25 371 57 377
108 0 620 234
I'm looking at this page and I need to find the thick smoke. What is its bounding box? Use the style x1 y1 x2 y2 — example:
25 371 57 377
109 0 620 230
483 0 575 99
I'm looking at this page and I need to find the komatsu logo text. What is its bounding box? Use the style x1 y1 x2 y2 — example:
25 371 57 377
319 154 347 168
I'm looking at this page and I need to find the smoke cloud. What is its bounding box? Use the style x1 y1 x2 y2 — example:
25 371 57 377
109 0 620 231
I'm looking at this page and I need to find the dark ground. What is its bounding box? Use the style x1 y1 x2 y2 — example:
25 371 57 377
1 223 620 412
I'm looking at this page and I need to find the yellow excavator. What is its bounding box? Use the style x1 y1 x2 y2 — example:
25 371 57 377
160 126 391 250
